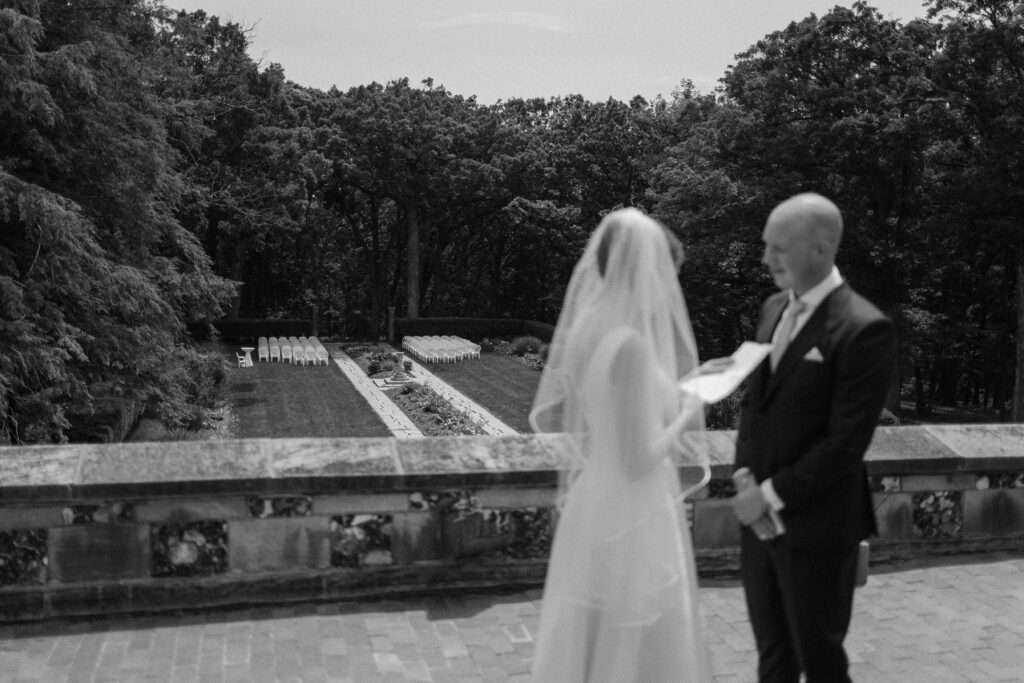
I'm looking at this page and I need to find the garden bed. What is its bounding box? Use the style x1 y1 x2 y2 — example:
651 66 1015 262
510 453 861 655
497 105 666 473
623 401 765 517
426 350 543 434
385 383 486 436
344 342 487 436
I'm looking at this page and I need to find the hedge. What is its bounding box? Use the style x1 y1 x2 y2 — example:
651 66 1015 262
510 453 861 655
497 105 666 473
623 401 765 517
66 397 143 444
394 317 555 342
188 319 313 342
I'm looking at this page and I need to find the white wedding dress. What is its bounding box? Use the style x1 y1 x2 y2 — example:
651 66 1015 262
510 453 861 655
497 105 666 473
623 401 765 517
531 326 711 682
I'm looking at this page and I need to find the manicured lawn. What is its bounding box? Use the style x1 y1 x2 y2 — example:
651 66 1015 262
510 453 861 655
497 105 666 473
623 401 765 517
423 351 541 433
225 358 391 438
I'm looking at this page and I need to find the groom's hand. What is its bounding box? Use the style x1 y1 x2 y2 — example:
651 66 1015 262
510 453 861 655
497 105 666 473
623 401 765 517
748 515 778 541
732 485 770 525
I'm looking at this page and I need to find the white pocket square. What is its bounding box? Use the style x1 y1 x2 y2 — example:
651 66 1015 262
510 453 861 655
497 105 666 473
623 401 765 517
804 347 824 362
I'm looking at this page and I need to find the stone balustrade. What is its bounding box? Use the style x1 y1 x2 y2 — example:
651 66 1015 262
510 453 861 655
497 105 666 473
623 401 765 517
1 425 1023 622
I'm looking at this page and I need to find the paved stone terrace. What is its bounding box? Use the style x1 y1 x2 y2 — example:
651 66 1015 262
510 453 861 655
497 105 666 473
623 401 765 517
2 553 1023 682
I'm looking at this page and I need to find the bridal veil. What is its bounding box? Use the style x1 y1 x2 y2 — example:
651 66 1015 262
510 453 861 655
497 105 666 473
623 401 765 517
529 208 711 681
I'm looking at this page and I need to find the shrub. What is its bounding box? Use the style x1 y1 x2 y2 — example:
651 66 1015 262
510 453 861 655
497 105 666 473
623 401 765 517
538 343 550 362
520 319 556 341
65 397 144 444
877 408 900 426
479 338 495 352
366 350 396 376
512 335 543 356
152 347 230 431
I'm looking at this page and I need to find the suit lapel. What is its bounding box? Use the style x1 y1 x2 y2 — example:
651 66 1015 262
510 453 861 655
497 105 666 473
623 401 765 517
747 295 788 401
758 284 848 406
757 296 788 344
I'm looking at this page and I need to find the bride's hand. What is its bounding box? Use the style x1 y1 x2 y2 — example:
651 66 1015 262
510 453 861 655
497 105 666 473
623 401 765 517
681 357 734 381
697 357 734 374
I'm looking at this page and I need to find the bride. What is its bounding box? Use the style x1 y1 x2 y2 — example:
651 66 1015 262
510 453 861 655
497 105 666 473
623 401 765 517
530 208 712 682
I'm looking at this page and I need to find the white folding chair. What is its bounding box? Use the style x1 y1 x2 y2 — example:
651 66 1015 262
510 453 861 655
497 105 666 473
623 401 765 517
288 337 302 365
314 342 329 365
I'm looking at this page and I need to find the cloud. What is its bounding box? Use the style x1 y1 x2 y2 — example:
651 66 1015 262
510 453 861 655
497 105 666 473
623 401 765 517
423 12 573 33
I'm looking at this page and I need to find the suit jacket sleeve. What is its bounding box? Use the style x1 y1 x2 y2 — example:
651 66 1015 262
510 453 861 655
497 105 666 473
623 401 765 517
770 315 896 511
733 296 778 475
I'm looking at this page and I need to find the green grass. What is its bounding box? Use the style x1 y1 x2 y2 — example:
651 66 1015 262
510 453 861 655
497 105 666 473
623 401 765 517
225 357 391 439
422 351 541 433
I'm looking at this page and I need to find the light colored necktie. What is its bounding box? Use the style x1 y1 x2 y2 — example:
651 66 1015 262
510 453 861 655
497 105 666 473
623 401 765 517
770 299 807 371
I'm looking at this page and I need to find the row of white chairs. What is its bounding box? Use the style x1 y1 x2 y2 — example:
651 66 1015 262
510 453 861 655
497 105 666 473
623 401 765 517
402 335 480 363
258 335 329 366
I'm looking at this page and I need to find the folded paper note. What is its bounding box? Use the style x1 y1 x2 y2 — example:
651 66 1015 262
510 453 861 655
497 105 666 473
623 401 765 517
680 341 773 403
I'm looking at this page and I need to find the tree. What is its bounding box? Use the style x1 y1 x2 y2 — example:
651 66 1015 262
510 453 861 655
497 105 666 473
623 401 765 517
0 0 233 442
697 4 959 411
927 0 1024 419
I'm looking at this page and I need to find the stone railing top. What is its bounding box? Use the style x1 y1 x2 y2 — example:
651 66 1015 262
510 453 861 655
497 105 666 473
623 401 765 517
0 425 1022 502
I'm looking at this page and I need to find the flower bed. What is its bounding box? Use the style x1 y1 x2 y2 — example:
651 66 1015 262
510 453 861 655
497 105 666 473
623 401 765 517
480 337 546 371
343 342 407 376
387 384 486 436
344 342 486 436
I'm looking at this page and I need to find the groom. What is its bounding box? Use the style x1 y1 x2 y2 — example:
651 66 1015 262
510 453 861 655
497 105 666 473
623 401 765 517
731 193 896 682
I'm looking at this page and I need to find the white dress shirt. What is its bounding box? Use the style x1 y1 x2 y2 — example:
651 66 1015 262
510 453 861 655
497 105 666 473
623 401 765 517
762 266 844 512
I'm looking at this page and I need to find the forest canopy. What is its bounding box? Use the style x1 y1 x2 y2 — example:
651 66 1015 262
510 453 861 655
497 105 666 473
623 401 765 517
1 0 1022 443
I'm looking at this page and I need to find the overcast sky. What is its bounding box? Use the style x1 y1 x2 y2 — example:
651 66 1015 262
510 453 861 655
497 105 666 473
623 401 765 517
170 0 930 104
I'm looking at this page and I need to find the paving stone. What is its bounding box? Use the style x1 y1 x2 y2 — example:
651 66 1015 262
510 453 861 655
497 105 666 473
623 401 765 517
4 553 1024 681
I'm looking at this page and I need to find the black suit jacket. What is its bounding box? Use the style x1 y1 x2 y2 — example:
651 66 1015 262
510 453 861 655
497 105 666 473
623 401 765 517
735 283 896 549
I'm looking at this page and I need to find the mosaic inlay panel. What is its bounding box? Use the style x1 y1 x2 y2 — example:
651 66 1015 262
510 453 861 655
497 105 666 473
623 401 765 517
976 473 1024 489
331 514 393 568
707 479 737 499
408 491 470 511
152 521 228 577
248 496 312 518
64 503 136 524
912 491 963 540
0 529 47 586
479 507 553 561
410 491 550 560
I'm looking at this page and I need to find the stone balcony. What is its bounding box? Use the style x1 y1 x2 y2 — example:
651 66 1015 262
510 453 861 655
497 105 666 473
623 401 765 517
1 425 1023 623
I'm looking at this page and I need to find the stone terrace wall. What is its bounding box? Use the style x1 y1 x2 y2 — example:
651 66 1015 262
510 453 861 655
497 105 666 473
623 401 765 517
1 425 1023 622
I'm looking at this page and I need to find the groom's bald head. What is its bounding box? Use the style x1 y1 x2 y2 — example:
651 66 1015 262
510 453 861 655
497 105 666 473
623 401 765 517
762 193 843 295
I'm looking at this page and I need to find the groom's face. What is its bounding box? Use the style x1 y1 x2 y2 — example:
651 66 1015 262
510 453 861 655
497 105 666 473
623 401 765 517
761 217 821 294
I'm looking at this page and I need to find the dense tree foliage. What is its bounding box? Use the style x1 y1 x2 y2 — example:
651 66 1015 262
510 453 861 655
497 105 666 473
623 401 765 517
1 0 234 443
2 0 1022 443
